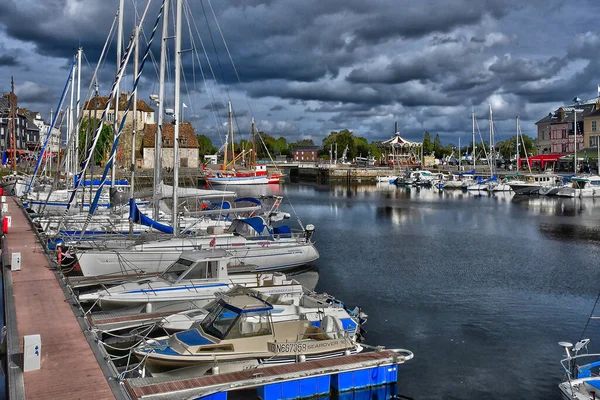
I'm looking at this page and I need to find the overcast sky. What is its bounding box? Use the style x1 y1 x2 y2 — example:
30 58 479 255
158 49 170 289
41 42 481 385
1 0 599 148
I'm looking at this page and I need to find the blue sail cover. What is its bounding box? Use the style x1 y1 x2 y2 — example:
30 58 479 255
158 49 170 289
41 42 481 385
129 198 173 234
234 197 262 206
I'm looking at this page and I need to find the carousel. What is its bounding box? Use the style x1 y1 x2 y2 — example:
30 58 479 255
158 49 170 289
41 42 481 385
381 131 422 166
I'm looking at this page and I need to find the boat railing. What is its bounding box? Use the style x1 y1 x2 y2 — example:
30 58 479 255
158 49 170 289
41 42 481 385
560 353 600 376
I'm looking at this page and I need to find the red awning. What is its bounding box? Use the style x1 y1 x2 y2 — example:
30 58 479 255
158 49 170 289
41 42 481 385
518 154 565 168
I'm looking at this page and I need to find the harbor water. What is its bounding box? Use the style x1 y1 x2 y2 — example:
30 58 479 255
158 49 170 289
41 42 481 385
230 182 600 399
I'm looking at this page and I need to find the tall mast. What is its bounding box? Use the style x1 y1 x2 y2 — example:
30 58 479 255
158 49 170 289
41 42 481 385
229 101 235 167
76 47 82 170
516 117 519 173
574 110 578 174
68 61 76 176
458 136 461 170
172 0 182 235
112 0 124 188
153 0 169 220
471 110 476 167
9 77 16 171
130 25 139 237
488 104 493 175
251 117 256 167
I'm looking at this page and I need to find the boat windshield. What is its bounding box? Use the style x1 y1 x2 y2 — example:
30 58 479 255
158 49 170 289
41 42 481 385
160 258 194 283
201 304 241 340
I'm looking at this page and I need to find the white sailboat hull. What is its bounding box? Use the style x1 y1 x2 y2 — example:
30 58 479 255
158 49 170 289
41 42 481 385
76 239 319 276
207 176 270 185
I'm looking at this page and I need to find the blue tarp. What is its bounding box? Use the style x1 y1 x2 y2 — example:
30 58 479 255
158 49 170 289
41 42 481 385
234 197 262 206
74 175 129 187
129 198 173 234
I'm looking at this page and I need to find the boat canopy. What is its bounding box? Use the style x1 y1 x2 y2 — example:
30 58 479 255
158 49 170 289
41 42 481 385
228 216 271 237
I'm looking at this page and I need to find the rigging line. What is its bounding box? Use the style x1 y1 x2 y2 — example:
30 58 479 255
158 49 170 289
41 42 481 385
26 61 76 193
40 18 121 219
32 14 118 199
200 0 234 109
581 289 600 341
59 1 154 231
207 0 255 120
131 0 162 81
186 1 228 147
83 0 166 233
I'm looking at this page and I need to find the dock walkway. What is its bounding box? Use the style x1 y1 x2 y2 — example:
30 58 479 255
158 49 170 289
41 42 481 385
4 197 114 399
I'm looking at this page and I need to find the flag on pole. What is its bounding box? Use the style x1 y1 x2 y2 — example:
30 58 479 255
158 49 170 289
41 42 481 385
209 236 216 247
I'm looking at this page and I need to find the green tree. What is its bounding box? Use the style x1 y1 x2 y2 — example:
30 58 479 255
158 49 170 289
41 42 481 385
78 117 113 165
255 132 276 159
322 129 356 160
354 136 371 160
423 131 433 155
497 135 536 160
433 134 442 159
197 134 217 156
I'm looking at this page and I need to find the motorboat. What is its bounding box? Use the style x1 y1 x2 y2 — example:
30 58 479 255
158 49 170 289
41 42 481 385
159 287 367 343
78 250 304 311
395 170 434 186
509 174 562 195
64 215 319 277
441 170 476 189
556 175 600 198
133 293 363 375
376 175 398 184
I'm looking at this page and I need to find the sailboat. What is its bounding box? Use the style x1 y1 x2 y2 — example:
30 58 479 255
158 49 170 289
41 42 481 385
206 111 281 185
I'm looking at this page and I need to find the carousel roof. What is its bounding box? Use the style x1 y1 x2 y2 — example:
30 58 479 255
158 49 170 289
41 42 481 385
381 132 422 147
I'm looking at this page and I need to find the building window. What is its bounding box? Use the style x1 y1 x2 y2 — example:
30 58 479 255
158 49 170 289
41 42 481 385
107 113 114 123
593 121 598 132
592 135 600 148
562 129 567 138
180 138 187 146
163 139 171 146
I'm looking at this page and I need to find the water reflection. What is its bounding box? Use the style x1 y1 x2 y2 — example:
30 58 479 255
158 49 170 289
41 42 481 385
219 182 600 399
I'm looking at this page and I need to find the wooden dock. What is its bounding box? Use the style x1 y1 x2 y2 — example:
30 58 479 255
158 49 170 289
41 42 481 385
124 349 410 399
3 197 116 399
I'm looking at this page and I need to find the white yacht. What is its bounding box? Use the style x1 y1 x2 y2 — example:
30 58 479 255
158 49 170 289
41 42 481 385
508 174 559 195
556 175 600 198
78 250 304 311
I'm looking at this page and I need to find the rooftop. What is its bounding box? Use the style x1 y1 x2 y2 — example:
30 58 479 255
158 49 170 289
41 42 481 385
83 93 155 113
142 122 200 148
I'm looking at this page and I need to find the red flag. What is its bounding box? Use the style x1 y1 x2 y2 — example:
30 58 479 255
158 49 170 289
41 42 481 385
209 236 216 247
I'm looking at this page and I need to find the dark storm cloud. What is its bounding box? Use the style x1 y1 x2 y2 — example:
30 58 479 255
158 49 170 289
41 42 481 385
2 0 600 144
0 54 18 66
488 55 567 82
203 102 227 111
